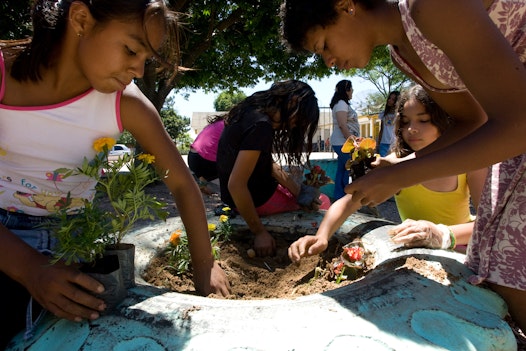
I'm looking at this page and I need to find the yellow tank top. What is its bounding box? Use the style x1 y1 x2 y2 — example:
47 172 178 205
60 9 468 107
395 174 473 225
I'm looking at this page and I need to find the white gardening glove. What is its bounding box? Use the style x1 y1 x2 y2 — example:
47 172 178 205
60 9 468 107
388 219 452 249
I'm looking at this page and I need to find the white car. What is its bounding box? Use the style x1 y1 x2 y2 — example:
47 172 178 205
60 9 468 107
109 144 132 157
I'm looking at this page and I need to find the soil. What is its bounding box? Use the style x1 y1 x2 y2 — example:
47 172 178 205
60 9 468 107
137 182 525 348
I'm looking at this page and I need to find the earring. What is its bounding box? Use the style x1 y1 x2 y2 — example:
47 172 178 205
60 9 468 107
349 8 354 15
77 32 82 37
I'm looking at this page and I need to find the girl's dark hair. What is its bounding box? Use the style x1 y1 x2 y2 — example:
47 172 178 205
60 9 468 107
280 0 377 53
392 85 452 158
5 0 180 82
224 80 319 167
383 91 400 115
329 79 352 109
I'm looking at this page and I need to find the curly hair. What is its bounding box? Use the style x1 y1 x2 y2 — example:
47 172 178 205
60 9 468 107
280 0 378 53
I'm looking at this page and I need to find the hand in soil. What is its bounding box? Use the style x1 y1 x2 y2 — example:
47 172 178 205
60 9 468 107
288 235 329 263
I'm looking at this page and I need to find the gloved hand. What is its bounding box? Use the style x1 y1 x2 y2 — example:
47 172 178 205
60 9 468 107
388 219 452 249
297 184 322 210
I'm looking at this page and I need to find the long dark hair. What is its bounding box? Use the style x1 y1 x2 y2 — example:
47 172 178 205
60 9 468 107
392 85 452 158
383 91 400 115
329 79 352 109
224 80 319 167
3 0 180 82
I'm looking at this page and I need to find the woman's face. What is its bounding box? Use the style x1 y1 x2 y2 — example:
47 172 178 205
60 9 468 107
346 87 354 100
302 9 375 69
399 98 440 152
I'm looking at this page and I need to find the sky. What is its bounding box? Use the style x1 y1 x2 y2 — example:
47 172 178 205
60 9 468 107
170 72 378 120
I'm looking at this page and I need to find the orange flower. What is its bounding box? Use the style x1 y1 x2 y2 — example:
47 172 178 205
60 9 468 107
358 137 376 150
93 137 116 153
170 230 182 246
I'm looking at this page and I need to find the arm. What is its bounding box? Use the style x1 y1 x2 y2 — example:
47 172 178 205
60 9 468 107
228 150 276 257
121 85 230 296
347 0 526 206
335 110 353 139
271 162 300 197
0 224 106 321
288 194 361 262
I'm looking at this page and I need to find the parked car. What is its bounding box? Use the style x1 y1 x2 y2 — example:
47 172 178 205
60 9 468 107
109 144 132 157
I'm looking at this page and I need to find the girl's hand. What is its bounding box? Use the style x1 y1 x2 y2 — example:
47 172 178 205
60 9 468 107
25 261 106 322
344 167 400 207
253 229 276 257
389 219 446 249
193 260 231 297
288 235 328 263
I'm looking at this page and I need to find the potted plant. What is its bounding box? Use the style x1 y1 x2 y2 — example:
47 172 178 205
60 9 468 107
47 137 169 305
341 136 377 181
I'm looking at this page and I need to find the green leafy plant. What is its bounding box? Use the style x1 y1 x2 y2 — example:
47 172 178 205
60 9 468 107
165 210 234 275
48 137 169 265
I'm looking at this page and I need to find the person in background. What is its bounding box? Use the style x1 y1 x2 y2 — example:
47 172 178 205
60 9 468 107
376 91 400 157
329 79 360 201
217 80 331 257
188 115 225 194
280 0 526 330
0 0 230 346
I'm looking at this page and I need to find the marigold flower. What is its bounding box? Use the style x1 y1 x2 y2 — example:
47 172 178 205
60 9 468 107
208 223 217 232
137 153 155 164
93 137 116 153
222 206 231 212
219 215 228 223
358 137 376 150
170 230 182 246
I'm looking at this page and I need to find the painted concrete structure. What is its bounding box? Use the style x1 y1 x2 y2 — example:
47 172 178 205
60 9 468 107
6 210 517 351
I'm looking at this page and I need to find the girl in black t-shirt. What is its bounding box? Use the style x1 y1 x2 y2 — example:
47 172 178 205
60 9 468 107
217 80 331 257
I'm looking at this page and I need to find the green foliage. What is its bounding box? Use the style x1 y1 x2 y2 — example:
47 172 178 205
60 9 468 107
164 208 234 275
348 46 411 99
47 140 169 264
0 0 32 39
137 0 333 111
166 231 192 274
214 90 247 111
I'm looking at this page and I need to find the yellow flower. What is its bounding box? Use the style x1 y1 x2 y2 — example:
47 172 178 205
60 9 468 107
341 136 356 154
93 137 116 153
170 230 182 246
222 206 231 212
219 215 228 223
208 223 217 232
137 153 155 164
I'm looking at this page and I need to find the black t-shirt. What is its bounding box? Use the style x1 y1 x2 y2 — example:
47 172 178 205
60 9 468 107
217 109 277 208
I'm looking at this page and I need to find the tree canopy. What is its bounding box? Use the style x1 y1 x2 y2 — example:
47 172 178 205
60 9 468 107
2 1 408 114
